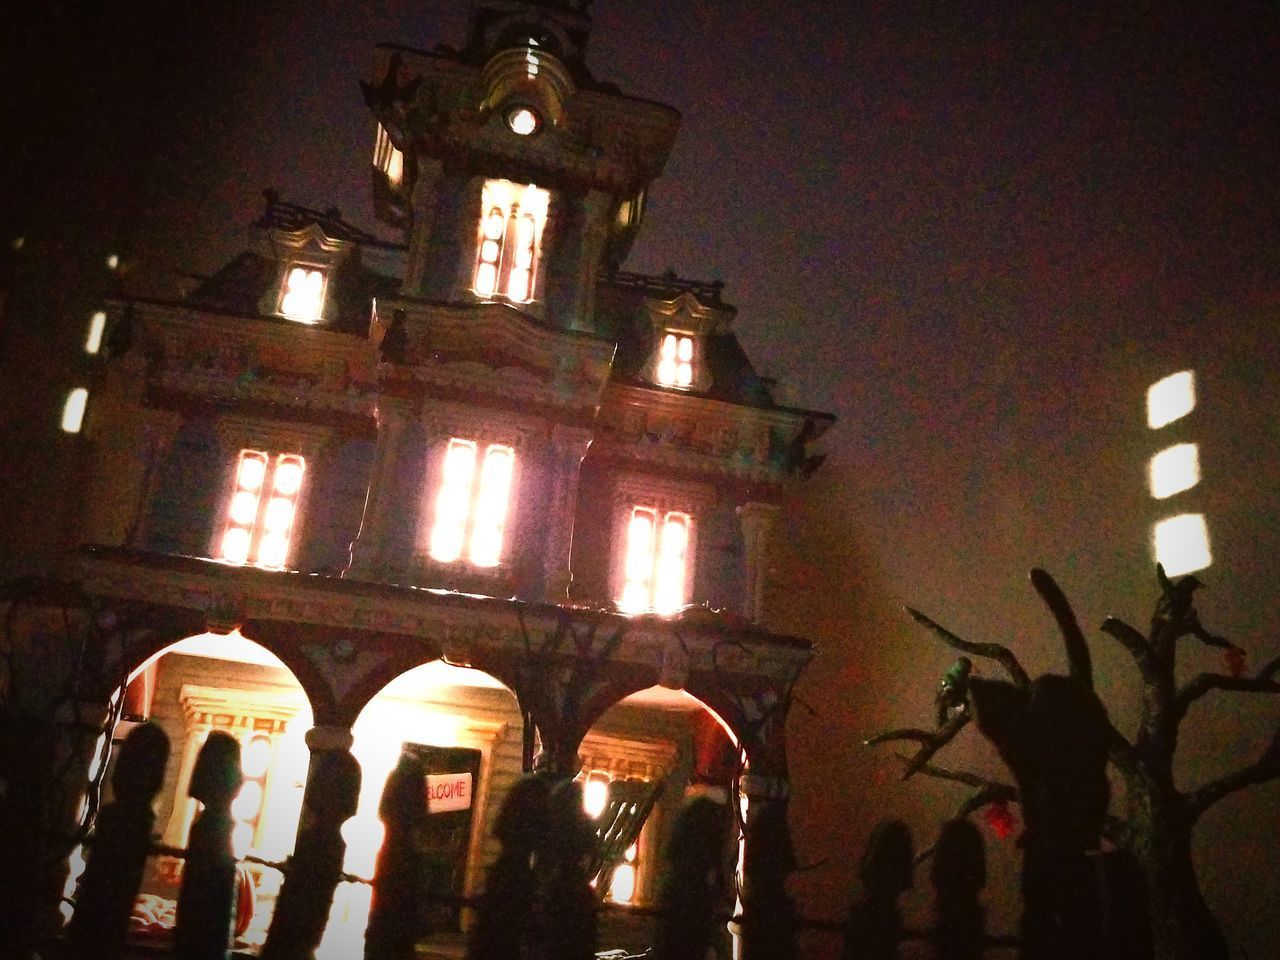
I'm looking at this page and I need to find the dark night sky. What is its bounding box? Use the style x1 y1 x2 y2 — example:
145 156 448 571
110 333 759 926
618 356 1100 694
5 0 1280 952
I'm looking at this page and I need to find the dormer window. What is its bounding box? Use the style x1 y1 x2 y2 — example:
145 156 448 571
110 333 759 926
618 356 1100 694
656 333 695 388
429 439 516 568
278 265 327 323
473 179 549 304
219 450 306 569
373 123 404 186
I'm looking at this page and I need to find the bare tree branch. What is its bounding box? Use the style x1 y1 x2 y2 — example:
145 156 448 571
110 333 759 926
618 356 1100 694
1174 655 1280 722
865 711 971 778
895 755 1018 801
1030 568 1092 689
904 606 1031 688
1100 616 1160 682
1186 724 1280 820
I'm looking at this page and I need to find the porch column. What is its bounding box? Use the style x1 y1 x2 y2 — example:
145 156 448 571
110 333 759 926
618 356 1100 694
348 394 417 579
542 426 593 602
737 770 796 960
736 502 780 624
261 725 361 960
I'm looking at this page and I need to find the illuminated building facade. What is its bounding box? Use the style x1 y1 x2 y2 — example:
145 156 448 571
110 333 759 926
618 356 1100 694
14 1 832 954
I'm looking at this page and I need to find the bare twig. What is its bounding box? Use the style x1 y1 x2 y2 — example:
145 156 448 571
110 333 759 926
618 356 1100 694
866 711 971 778
1186 724 1280 820
1174 655 1280 721
904 607 1031 688
1100 616 1160 682
895 755 1018 801
1030 568 1092 689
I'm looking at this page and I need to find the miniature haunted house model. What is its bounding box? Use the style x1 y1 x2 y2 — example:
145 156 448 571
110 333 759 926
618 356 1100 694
870 567 1280 960
0 2 834 958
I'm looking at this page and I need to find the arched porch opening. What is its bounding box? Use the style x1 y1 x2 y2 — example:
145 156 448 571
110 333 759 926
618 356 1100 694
69 630 315 953
317 658 522 960
578 685 740 958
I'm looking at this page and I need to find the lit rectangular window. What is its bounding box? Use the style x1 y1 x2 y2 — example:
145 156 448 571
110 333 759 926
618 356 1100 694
1147 370 1195 429
473 179 549 304
85 311 107 354
279 266 326 322
61 388 89 433
373 123 404 186
428 439 516 567
657 333 694 388
1154 513 1211 577
620 508 691 614
609 843 639 904
219 451 306 570
1149 443 1200 499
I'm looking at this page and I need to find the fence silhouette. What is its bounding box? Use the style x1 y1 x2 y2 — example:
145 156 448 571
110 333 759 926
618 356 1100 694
60 723 1023 960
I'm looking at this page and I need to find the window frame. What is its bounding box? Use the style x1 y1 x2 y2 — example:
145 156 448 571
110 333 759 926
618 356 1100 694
373 122 405 187
423 436 520 572
619 506 693 614
471 179 550 306
214 449 309 571
276 262 329 324
654 330 698 390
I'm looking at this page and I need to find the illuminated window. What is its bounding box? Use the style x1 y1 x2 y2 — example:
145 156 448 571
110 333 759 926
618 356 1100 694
506 106 539 136
472 179 550 304
219 451 306 570
229 734 272 857
609 843 639 904
1147 370 1195 429
278 266 327 322
656 333 695 388
582 772 610 820
61 388 89 433
1154 513 1212 577
428 439 516 567
1149 443 1200 499
85 311 107 354
620 508 691 614
373 123 404 186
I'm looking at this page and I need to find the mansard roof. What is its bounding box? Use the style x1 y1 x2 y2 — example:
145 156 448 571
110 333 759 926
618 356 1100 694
596 270 816 415
186 252 399 335
184 192 402 334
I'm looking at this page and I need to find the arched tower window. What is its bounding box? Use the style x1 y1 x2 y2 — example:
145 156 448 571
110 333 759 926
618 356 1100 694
472 179 550 304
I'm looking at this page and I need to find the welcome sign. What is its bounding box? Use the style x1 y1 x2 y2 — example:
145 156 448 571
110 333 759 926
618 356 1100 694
424 771 473 813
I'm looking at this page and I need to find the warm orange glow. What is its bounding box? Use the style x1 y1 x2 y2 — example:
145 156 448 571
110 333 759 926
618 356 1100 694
621 508 691 614
241 737 272 778
430 439 516 567
609 863 637 903
232 780 264 822
653 513 690 614
373 123 405 186
470 445 514 567
583 775 610 819
280 266 326 322
472 180 549 303
220 451 305 569
621 508 657 613
657 333 694 387
430 439 477 562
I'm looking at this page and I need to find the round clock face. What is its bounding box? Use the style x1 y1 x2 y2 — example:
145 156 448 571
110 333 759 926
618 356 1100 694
506 106 540 136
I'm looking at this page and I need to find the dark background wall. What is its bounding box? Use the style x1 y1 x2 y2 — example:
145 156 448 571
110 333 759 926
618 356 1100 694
3 1 1277 954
